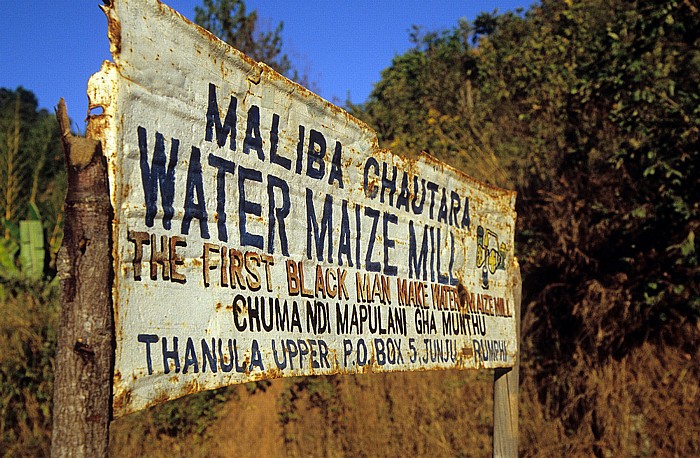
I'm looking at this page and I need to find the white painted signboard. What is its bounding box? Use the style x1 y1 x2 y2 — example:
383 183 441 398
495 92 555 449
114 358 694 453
88 0 518 417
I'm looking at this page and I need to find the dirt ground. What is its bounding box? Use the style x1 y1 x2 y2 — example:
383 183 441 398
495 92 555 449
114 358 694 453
109 331 699 457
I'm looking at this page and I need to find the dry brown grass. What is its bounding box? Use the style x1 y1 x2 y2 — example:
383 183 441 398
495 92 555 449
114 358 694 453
0 283 57 458
108 322 699 457
520 331 699 458
110 370 494 457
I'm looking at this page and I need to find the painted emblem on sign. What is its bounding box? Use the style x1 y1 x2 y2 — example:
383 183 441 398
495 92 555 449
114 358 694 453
476 225 506 289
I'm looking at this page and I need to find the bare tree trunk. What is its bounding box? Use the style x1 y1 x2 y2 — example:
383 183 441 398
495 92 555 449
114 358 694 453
51 99 113 458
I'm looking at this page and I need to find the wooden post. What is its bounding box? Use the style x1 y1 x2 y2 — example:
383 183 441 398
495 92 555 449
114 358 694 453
493 262 521 458
51 99 113 458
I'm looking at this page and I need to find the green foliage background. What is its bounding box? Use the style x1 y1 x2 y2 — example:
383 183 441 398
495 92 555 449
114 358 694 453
351 2 699 452
1 0 698 456
355 0 699 358
0 89 63 456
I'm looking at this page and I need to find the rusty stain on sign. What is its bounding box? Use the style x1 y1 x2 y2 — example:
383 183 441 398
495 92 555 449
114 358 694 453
89 0 518 417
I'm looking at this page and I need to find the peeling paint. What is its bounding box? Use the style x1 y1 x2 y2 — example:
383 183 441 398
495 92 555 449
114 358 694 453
92 0 518 418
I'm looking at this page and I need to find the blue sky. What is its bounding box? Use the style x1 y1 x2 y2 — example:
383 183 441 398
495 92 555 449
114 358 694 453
1 0 532 129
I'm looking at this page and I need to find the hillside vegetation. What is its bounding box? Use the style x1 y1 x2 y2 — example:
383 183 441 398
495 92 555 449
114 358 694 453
1 0 698 456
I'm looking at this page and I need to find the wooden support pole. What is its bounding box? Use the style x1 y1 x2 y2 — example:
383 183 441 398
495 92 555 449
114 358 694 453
51 99 113 458
493 262 522 458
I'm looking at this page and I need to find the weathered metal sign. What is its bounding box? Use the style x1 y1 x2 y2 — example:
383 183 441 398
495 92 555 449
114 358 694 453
88 0 518 417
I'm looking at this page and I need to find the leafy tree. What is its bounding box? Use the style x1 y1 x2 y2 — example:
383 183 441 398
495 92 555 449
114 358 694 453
355 0 699 451
194 0 292 76
601 0 699 322
472 10 500 42
0 88 63 277
0 87 62 456
356 20 510 186
475 0 699 349
478 1 699 447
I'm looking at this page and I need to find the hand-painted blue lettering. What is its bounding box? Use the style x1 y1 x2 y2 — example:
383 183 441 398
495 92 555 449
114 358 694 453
343 339 353 367
201 337 218 373
205 83 237 150
437 228 449 285
306 189 333 263
267 174 290 256
295 125 305 174
309 340 320 369
437 189 448 224
338 200 353 267
285 339 298 369
373 338 404 365
182 337 199 374
208 154 236 242
318 339 330 368
364 207 381 272
396 173 410 211
381 162 397 206
356 339 368 366
269 113 291 170
306 129 326 179
329 141 344 188
383 211 398 276
408 221 429 281
250 339 264 371
296 340 309 369
272 339 287 369
426 181 439 219
429 227 436 282
449 191 461 227
355 204 362 268
137 127 178 229
161 336 180 374
137 333 158 375
218 339 234 372
243 105 265 160
461 197 471 230
233 340 246 373
238 166 264 249
363 157 380 199
411 176 426 215
181 146 210 239
375 338 386 365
